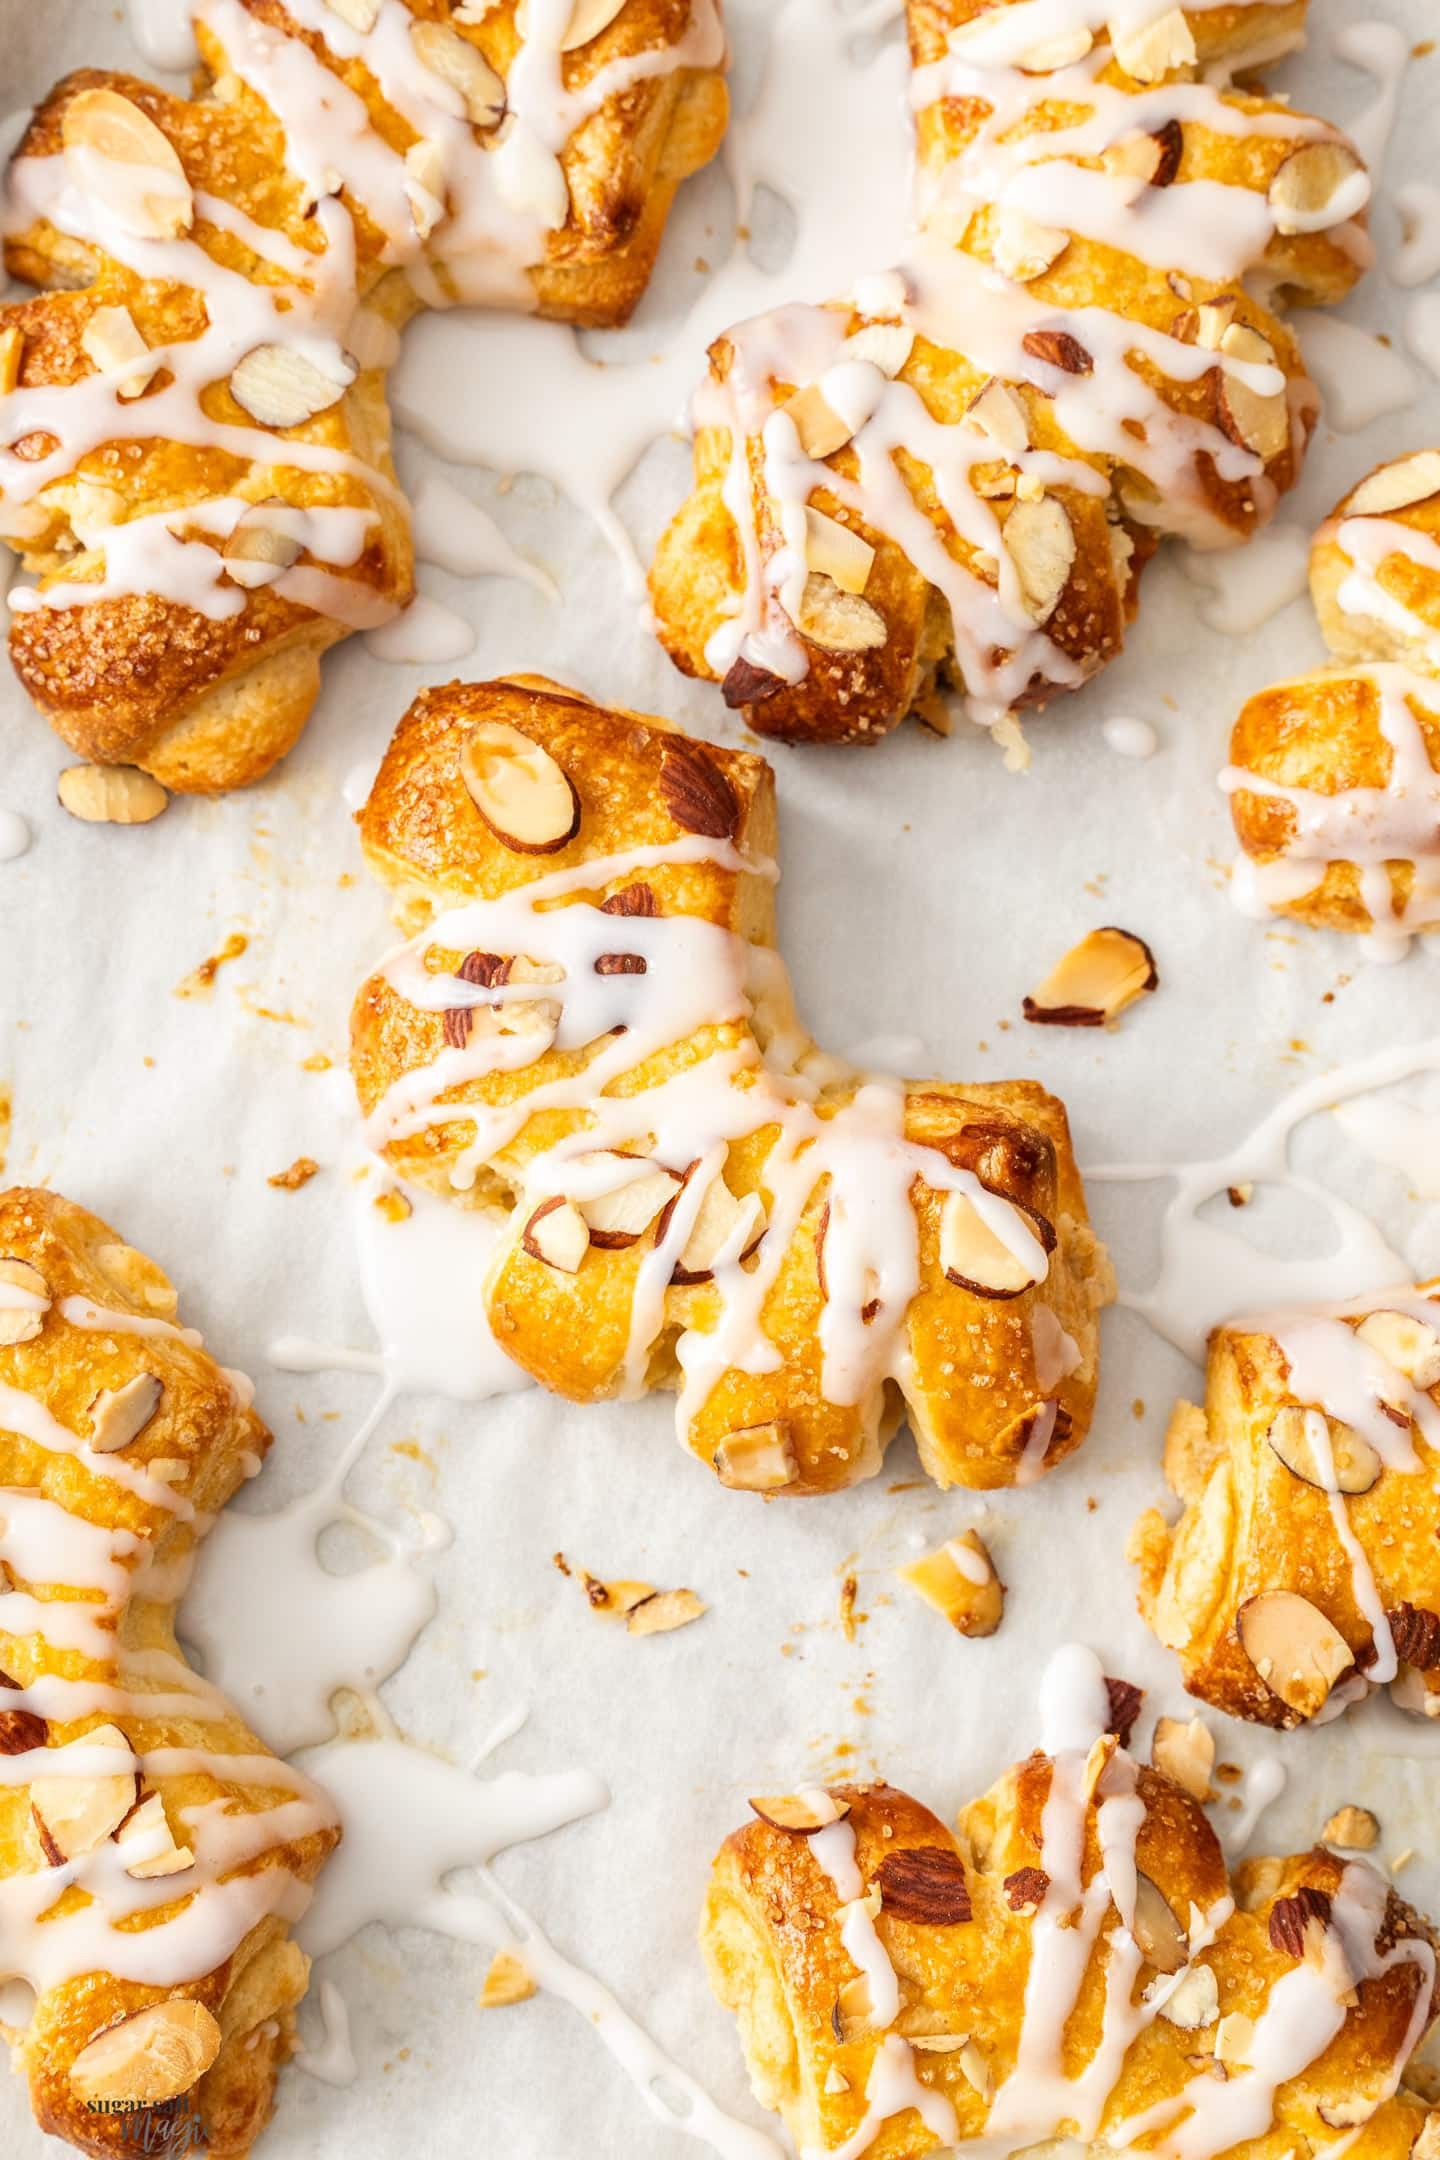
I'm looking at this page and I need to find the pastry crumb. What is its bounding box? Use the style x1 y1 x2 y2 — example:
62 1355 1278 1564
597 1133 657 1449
267 1156 319 1190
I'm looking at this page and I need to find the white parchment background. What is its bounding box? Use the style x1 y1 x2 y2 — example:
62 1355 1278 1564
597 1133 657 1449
2 3 1440 2154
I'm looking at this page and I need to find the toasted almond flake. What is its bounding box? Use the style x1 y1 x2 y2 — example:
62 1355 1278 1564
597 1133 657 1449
939 1191 1043 1301
834 1973 876 2039
88 1373 163 1454
1023 925 1157 1027
907 2030 973 2054
460 719 580 854
844 322 914 377
57 764 169 827
117 1793 194 1880
581 1573 654 1617
404 138 447 239
1266 1405 1382 1495
147 1458 189 1485
1237 1591 1354 1720
0 1257 49 1346
626 1586 707 1637
577 1164 682 1248
671 1173 765 1285
412 21 506 126
521 1196 590 1274
1216 322 1288 462
823 2065 850 2094
749 1791 851 1834
325 0 381 26
61 89 193 241
792 571 888 652
1109 7 1195 82
1322 1804 1378 1850
230 343 356 430
992 206 1069 284
1319 2097 1381 2130
783 382 853 460
1157 1960 1218 2029
1104 121 1184 189
70 2000 221 2106
1348 451 1440 518
1355 1308 1440 1389
1004 493 1076 623
1214 2011 1254 2066
32 1725 138 1864
1152 1715 1215 1801
1133 1872 1187 1973
1268 140 1367 236
899 1532 1004 1637
1019 26 1093 69
804 506 874 596
481 1951 536 2006
561 0 626 49
957 2039 993 2101
0 326 22 397
80 306 156 400
713 1421 799 1493
222 501 304 590
966 377 1030 455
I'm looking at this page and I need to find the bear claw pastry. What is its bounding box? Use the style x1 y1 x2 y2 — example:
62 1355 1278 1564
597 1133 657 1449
650 0 1368 746
1131 1283 1440 1730
349 675 1112 1494
703 1647 1440 2157
0 1187 339 2157
0 0 727 792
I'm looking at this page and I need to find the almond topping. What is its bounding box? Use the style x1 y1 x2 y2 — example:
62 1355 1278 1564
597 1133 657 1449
87 1373 163 1454
658 740 739 840
1158 1961 1218 2029
1004 1866 1048 1913
1215 2011 1254 2066
966 377 1030 455
31 1724 139 1864
1108 8 1196 83
576 1163 682 1248
325 0 381 27
991 207 1069 284
874 1844 972 1924
958 2039 993 2102
833 1973 877 2040
1268 1884 1331 1958
906 2030 972 2054
480 1950 536 2006
117 1793 194 1880
712 1422 799 1493
939 1190 1044 1301
670 1173 765 1285
80 306 157 400
1152 1715 1215 1801
1389 1602 1440 1671
1216 322 1288 462
792 572 888 653
1104 119 1184 189
1267 140 1368 236
61 89 193 241
404 138 447 239
1322 1804 1378 1850
0 326 22 397
57 764 169 827
229 341 356 430
0 1672 46 1756
1265 1406 1382 1496
1018 27 1093 69
521 1196 590 1274
1237 1591 1354 1720
221 501 303 589
748 1790 851 1834
844 323 914 376
804 506 874 596
1021 327 1093 376
1004 493 1076 624
460 719 580 853
411 22 507 127
1023 926 1158 1027
898 1532 1004 1638
561 0 627 50
1348 451 1440 518
0 1257 49 1346
1133 1872 1187 1973
1355 1308 1440 1389
70 2000 221 2107
782 382 853 460
625 1586 707 1637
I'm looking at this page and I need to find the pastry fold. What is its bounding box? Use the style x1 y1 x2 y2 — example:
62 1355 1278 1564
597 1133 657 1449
1132 1284 1440 1729
0 0 727 791
350 675 1111 1493
705 1687 1440 2155
651 0 1367 745
1224 449 1440 940
0 1187 339 2157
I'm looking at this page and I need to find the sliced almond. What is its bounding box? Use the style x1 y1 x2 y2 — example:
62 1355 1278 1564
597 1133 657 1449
749 1791 851 1834
577 1164 682 1248
57 765 169 827
404 138 448 239
230 343 356 430
61 89 193 241
823 2065 850 2093
221 500 304 590
1109 8 1196 83
1152 1715 1215 1802
792 572 888 653
907 2030 972 2054
1265 1406 1382 1496
117 1793 194 1880
1267 140 1367 237
1348 451 1440 518
1214 2010 1254 2067
80 306 156 400
957 2039 993 2102
581 1573 654 1618
1019 26 1093 69
69 2000 221 2107
671 1175 765 1286
0 326 22 398
713 1422 799 1493
940 1190 1045 1301
1318 2098 1380 2131
1195 295 1240 350
561 0 627 49
1216 323 1288 462
899 1532 1004 1638
1104 122 1184 189
31 1725 139 1864
844 323 914 377
411 22 507 126
966 377 1030 455
1322 1804 1378 1850
783 382 853 460
0 1257 49 1346
460 719 580 854
1022 926 1157 1028
1157 1960 1218 2029
521 1196 590 1274
1355 1308 1440 1390
1133 1872 1187 1974
626 1586 706 1637
992 207 1068 284
1237 1591 1354 1720
88 1373 163 1454
480 1950 535 2006
804 507 874 597
1004 494 1075 624
325 0 382 26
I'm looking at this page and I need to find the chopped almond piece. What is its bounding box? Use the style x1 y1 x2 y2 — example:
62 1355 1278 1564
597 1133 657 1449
481 1951 536 2007
783 383 853 460
899 1531 1004 1637
626 1587 707 1637
1023 926 1157 1028
1237 1591 1354 1720
712 1422 799 1492
1152 1715 1215 1801
1322 1804 1378 1850
804 507 875 596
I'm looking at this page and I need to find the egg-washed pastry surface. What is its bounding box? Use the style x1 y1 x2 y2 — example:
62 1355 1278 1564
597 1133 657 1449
1131 1283 1440 1731
350 676 1111 1494
704 1647 1440 2160
1224 448 1440 947
0 0 727 792
651 0 1369 747
0 1187 339 2158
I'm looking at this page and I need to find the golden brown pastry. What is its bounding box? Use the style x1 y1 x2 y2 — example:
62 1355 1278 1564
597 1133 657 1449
0 1187 339 2156
704 1645 1440 2157
651 0 1368 746
0 0 727 792
349 675 1111 1494
1132 1284 1440 1730
1224 449 1440 945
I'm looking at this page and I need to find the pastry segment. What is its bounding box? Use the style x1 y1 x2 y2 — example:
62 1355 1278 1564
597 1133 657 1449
0 1188 339 2157
350 676 1112 1493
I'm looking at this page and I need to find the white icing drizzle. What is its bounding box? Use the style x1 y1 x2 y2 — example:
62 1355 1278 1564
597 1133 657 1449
1181 520 1309 636
1102 715 1157 759
0 807 29 860
1392 181 1440 288
1294 313 1418 432
126 0 202 74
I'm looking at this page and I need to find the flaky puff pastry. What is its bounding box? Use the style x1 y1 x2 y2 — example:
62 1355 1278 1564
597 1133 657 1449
0 0 726 793
350 677 1111 1494
651 0 1366 746
1132 1285 1440 1732
1225 449 1440 940
705 1708 1440 2157
0 1188 339 2158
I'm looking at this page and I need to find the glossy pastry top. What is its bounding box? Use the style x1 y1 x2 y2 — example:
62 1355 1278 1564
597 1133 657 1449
351 675 1111 1493
0 1186 339 2159
650 0 1369 745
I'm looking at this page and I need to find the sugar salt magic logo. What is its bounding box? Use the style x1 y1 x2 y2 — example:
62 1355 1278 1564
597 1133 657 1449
86 2095 209 2154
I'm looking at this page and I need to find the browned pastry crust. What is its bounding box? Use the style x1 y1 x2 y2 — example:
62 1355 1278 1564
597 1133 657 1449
0 1188 339 2157
350 676 1112 1493
706 1760 1440 2155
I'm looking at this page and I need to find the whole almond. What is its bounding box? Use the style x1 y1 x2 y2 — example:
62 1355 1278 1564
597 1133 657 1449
1104 1675 1143 1746
722 656 785 710
594 952 646 976
600 883 658 918
874 1845 972 1925
1022 328 1094 376
1388 1603 1440 1670
57 764 168 827
658 741 739 841
1003 1866 1049 1912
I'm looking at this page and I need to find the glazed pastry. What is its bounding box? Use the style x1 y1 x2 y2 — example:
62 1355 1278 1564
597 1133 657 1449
0 0 727 792
0 1188 339 2156
350 676 1111 1494
1131 1283 1440 1730
704 1646 1440 2157
651 0 1369 745
1224 449 1440 946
